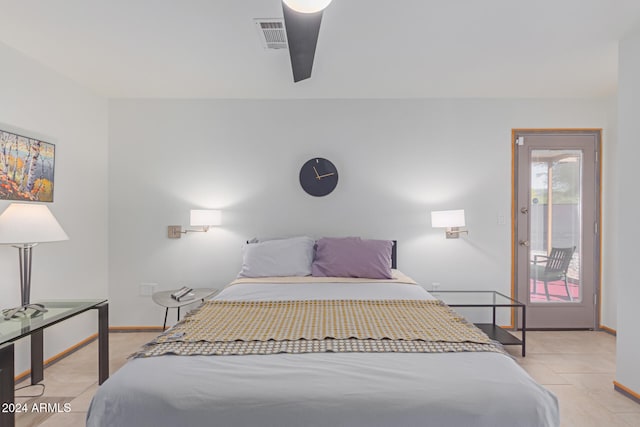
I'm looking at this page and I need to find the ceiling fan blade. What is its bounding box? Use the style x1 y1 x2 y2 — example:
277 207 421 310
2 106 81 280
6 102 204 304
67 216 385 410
282 3 323 82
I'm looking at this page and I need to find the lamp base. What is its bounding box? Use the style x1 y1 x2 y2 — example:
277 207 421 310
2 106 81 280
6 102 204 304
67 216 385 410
2 303 48 321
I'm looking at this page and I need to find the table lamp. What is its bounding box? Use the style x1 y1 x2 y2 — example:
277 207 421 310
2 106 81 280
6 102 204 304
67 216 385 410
0 203 69 320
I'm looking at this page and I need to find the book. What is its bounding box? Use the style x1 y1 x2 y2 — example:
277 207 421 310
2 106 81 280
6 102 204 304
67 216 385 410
171 286 193 301
177 292 195 302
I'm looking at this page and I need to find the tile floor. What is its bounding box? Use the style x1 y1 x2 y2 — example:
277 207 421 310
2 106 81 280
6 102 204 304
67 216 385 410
13 330 640 427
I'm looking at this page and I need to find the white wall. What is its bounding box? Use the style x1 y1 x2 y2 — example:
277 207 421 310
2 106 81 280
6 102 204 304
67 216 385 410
615 27 640 395
108 98 615 327
601 95 618 330
0 42 108 376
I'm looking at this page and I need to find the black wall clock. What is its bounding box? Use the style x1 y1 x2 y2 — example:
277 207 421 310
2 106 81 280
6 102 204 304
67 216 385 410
299 157 339 197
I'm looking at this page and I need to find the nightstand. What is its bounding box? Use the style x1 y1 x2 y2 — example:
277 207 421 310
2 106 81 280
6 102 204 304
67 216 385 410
430 290 526 356
152 288 219 330
0 300 108 427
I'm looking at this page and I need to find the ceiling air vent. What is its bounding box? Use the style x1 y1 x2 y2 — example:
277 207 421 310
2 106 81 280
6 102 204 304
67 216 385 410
254 19 288 50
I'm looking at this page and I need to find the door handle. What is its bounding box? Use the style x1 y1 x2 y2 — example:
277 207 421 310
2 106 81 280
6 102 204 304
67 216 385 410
519 240 529 247
520 207 528 214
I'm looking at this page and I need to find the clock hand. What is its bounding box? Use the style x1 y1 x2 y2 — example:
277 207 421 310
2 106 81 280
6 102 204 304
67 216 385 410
317 173 335 179
313 166 321 179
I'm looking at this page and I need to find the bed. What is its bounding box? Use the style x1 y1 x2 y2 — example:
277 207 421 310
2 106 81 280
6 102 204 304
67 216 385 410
87 237 558 427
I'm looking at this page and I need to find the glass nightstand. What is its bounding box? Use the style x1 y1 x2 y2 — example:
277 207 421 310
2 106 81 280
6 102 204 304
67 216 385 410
430 291 525 357
0 299 108 427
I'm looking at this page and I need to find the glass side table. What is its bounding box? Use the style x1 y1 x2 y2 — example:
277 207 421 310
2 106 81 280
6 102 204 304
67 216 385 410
430 291 526 357
0 299 108 427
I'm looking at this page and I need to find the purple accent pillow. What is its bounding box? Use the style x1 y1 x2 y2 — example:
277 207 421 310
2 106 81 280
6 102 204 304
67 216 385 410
311 237 393 279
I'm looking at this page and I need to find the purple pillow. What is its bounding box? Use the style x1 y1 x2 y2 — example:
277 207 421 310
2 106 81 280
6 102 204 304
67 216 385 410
311 237 393 279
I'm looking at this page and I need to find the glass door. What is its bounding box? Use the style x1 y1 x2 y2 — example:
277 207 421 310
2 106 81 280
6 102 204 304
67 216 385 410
515 131 600 329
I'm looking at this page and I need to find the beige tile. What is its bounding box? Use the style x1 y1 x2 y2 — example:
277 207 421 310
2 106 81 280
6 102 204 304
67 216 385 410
37 377 95 399
517 362 571 385
15 397 75 427
68 384 99 413
36 359 97 397
547 384 631 427
108 331 157 350
109 332 159 372
14 384 46 405
619 413 640 426
514 352 555 365
525 331 615 355
108 332 157 371
531 352 616 374
560 373 640 413
44 360 97 382
593 388 640 414
560 372 615 390
37 412 87 427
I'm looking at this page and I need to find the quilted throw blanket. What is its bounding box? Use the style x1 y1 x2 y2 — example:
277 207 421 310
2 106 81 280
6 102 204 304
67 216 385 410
134 300 506 358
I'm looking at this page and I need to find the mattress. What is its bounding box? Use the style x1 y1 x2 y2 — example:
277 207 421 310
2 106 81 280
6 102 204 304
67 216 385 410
87 279 559 427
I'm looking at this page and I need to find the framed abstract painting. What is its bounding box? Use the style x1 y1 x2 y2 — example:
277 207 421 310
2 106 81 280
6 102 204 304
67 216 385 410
0 126 55 202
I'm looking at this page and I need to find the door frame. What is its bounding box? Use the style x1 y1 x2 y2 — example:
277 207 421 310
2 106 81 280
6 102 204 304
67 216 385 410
511 128 602 330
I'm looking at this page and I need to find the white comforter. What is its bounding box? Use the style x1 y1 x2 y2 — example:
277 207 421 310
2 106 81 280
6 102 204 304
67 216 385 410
87 281 559 427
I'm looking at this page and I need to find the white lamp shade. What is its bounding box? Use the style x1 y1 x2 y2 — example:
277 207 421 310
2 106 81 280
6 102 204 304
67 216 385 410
283 0 333 13
190 210 221 227
431 209 466 228
0 203 69 244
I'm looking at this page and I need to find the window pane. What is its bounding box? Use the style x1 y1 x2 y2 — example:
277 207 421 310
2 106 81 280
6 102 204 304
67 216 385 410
529 150 582 303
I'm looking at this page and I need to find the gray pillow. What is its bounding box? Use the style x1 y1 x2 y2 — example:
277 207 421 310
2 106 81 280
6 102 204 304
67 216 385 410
238 236 315 278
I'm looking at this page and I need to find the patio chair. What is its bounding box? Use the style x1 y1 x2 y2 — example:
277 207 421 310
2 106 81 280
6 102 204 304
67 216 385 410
531 246 576 301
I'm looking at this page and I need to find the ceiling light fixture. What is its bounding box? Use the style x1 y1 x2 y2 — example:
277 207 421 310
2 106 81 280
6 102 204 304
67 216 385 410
282 0 333 14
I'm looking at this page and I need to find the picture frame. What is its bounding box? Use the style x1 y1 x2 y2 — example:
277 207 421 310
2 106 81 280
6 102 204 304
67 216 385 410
0 125 55 202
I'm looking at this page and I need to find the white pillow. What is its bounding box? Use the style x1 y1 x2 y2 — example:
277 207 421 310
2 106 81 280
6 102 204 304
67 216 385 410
238 236 315 278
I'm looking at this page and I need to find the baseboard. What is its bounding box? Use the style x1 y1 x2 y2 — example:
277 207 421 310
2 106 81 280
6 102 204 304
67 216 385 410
15 369 30 383
109 326 164 332
599 325 617 336
614 381 640 404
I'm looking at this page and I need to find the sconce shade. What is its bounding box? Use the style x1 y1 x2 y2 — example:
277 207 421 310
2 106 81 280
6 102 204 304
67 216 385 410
431 209 466 228
190 210 221 227
282 0 333 13
0 203 69 245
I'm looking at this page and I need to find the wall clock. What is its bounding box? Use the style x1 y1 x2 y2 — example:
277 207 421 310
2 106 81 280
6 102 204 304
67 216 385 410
299 157 339 197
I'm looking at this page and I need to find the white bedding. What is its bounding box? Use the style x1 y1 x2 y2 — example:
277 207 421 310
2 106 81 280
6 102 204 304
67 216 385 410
87 280 559 427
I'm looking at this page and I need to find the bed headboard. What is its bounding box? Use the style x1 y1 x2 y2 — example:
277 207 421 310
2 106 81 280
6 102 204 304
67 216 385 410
391 240 397 270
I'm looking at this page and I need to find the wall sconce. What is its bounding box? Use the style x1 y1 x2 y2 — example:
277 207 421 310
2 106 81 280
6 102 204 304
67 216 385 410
168 210 221 238
431 209 468 239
